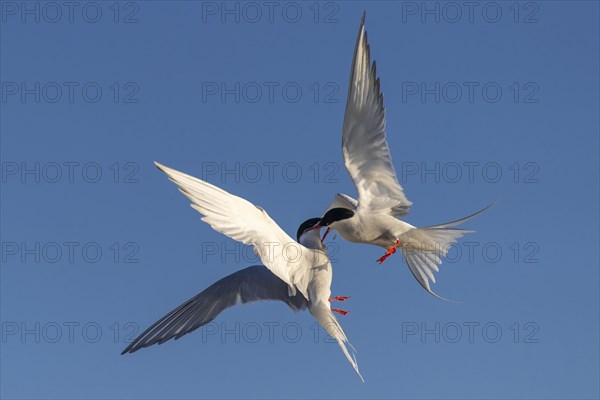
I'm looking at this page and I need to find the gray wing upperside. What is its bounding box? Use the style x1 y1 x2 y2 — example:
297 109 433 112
341 13 412 216
121 265 307 354
322 193 358 215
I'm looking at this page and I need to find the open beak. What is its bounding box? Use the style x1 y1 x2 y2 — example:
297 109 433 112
305 222 322 232
321 227 331 243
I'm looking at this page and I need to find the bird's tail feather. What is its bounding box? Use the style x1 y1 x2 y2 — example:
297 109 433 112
310 303 364 383
399 204 493 301
420 203 494 229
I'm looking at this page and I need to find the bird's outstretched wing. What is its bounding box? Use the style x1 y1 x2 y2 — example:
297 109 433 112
342 14 412 216
155 162 313 299
122 265 307 354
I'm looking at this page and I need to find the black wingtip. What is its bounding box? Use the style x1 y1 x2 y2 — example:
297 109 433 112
121 343 136 355
361 11 366 26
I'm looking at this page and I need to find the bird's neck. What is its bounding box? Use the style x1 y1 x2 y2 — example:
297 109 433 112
299 230 325 251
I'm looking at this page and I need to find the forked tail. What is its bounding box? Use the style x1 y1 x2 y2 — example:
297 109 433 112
309 303 364 383
399 204 493 300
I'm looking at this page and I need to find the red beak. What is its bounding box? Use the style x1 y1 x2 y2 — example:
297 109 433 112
306 222 322 232
321 227 331 243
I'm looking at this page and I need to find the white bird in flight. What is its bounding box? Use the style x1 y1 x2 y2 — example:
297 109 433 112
122 162 364 382
319 14 491 300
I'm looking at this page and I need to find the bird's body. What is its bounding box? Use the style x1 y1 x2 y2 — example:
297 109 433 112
329 203 416 247
123 162 363 382
300 230 351 346
322 14 491 299
292 228 342 328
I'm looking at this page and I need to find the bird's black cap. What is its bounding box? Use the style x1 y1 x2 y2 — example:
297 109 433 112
321 208 355 227
296 217 322 242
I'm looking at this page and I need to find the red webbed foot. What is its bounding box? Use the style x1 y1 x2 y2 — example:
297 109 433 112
329 296 350 302
331 308 349 316
376 240 401 264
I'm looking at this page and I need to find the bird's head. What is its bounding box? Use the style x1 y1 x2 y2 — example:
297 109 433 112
296 208 355 244
321 208 355 227
319 207 355 242
296 217 322 243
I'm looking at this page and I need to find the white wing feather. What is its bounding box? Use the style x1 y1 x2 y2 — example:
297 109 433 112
342 14 412 216
155 162 312 299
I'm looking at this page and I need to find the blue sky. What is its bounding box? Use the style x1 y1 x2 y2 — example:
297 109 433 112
1 1 598 399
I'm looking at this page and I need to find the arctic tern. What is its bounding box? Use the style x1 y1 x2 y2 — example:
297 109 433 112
122 162 364 382
320 14 491 299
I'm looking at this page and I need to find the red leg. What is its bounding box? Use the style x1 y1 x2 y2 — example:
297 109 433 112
331 308 349 316
377 240 401 264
